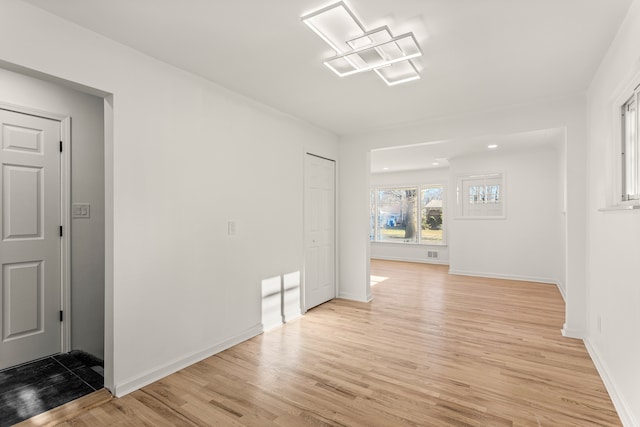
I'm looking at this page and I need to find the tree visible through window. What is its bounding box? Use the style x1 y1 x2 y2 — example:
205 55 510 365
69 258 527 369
370 185 445 245
378 188 418 243
421 187 443 244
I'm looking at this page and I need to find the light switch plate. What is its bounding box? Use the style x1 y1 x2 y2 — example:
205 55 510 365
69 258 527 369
72 203 90 219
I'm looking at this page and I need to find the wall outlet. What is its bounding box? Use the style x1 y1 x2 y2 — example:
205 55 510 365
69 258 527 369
72 203 90 218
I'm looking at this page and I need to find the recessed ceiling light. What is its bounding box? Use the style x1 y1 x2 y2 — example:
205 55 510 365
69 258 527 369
432 162 439 166
382 167 389 170
488 144 498 149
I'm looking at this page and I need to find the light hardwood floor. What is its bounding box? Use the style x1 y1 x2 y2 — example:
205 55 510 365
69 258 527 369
26 260 620 426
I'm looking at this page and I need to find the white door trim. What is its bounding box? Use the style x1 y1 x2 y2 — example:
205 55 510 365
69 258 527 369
60 117 71 352
303 152 337 312
0 101 71 354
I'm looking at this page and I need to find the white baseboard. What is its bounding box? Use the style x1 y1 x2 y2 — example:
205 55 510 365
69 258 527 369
338 291 371 302
449 269 567 306
371 255 449 265
584 337 639 427
448 269 558 286
114 323 263 397
262 321 284 332
556 280 567 302
283 312 302 323
561 324 584 339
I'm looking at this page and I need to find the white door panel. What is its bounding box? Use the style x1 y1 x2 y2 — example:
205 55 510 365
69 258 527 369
3 261 42 340
3 165 42 239
304 154 335 310
0 109 61 370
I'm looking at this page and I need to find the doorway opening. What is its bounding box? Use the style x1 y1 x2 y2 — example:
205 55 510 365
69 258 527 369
0 65 109 423
368 128 567 297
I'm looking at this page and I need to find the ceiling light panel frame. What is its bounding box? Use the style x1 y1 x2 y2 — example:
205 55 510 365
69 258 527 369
375 60 421 86
301 1 365 54
302 1 421 86
324 32 422 77
347 26 393 49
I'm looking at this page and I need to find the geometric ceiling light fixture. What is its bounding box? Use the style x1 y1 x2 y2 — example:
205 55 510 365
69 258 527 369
301 1 422 86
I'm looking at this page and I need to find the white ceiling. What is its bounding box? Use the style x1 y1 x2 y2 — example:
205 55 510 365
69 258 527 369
370 128 564 173
22 0 632 136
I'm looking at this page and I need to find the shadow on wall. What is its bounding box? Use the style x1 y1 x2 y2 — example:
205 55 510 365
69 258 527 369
261 271 301 331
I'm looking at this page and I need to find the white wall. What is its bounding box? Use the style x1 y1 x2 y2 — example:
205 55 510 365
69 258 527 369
369 168 450 264
0 0 338 396
0 68 105 359
585 1 640 425
448 146 563 288
339 95 587 337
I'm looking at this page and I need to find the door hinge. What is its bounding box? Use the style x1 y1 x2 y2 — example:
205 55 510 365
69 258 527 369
60 141 63 152
59 310 63 322
59 225 63 237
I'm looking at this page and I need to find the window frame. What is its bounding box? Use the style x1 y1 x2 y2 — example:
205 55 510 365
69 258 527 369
370 184 446 246
420 185 446 246
456 172 506 219
374 186 420 244
621 85 640 203
609 70 640 210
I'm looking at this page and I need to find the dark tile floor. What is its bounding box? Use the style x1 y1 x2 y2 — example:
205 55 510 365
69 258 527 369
0 351 103 426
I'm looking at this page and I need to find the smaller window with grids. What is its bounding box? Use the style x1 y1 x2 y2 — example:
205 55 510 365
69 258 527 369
457 173 504 218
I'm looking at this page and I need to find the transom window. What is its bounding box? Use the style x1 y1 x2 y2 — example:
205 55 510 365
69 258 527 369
370 185 445 245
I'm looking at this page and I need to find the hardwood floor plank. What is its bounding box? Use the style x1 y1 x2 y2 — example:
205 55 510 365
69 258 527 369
15 389 112 427
36 260 620 426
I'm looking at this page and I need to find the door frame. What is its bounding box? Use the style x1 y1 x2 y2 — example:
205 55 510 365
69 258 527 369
0 101 71 354
302 152 337 312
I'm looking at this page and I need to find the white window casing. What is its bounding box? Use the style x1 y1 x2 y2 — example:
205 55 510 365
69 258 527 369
456 172 505 219
621 85 639 202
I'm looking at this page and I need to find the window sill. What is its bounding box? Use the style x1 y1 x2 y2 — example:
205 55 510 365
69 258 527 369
598 204 640 212
371 241 447 247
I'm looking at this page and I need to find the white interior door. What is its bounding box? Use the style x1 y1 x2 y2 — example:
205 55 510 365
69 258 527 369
0 108 61 370
304 153 335 311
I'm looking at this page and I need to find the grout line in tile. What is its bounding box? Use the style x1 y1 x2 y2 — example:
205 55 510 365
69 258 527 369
51 355 99 391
